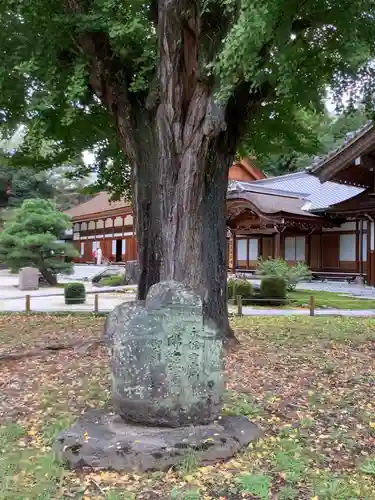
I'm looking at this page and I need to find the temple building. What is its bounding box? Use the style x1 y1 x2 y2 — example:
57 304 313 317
66 134 375 285
226 170 365 274
65 158 265 263
309 121 375 286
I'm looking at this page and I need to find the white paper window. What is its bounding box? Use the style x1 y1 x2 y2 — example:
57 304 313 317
80 242 85 256
295 237 306 261
362 233 367 262
112 240 117 255
124 215 134 225
248 239 258 260
237 240 247 261
371 222 375 251
284 237 295 261
339 233 356 262
122 239 126 254
114 216 123 227
284 236 305 261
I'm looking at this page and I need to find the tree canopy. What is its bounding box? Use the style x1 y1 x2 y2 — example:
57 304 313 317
0 199 78 284
259 107 372 176
0 161 55 208
1 0 375 196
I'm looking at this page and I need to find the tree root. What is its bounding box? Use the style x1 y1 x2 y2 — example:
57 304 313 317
0 338 104 362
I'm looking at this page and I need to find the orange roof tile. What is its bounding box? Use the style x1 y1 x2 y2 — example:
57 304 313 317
65 192 130 219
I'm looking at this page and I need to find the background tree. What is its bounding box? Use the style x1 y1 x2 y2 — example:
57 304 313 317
1 0 375 339
47 165 94 211
0 199 78 285
258 107 371 176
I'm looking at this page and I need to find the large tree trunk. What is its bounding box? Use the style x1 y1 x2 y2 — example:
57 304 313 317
133 132 235 342
128 0 238 343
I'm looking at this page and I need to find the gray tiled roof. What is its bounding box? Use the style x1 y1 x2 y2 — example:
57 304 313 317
252 172 363 211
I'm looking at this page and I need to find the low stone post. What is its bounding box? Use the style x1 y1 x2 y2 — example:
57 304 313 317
309 295 315 316
25 294 31 314
236 295 243 316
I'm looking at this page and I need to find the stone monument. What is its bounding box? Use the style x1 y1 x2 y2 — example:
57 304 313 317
19 267 39 291
55 281 262 472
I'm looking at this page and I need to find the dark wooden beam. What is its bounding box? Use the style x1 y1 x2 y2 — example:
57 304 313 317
311 124 375 185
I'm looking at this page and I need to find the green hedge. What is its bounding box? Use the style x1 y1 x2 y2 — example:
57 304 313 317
99 275 124 287
64 282 86 305
228 278 253 300
260 277 287 305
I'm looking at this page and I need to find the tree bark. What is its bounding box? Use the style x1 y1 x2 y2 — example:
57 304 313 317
40 268 58 286
124 0 238 342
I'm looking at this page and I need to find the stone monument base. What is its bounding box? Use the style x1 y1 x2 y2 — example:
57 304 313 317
54 409 263 472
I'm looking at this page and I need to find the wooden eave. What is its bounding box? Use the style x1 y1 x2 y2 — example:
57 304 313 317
310 123 375 186
70 205 133 223
325 189 375 217
226 198 329 228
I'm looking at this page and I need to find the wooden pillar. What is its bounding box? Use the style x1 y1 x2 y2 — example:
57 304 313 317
274 230 281 259
369 220 375 287
355 220 360 273
358 220 364 276
231 230 237 273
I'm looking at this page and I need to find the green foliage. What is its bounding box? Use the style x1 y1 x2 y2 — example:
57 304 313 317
360 457 375 476
227 278 253 300
257 258 311 292
277 485 299 499
273 449 308 483
176 451 199 476
0 159 54 210
260 277 287 303
235 473 270 499
222 391 263 418
171 487 201 500
259 108 371 175
99 275 125 287
0 199 78 282
1 0 375 193
64 282 86 305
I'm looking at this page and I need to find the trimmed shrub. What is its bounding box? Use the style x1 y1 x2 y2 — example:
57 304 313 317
64 282 86 305
256 258 311 292
99 275 124 287
260 277 287 306
227 278 253 300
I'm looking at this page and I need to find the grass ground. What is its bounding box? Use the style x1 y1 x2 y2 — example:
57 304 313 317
0 314 374 499
230 289 375 310
288 290 375 310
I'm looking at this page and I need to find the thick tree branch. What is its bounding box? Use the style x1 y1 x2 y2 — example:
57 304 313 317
64 0 141 165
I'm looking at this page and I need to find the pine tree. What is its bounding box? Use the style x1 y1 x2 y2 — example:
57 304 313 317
0 199 78 285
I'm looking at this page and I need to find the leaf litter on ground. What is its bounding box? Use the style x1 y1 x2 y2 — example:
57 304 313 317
0 314 374 498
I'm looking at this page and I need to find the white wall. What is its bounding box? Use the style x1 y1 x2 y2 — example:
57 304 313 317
237 239 247 260
322 222 356 232
339 233 356 261
248 239 259 260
